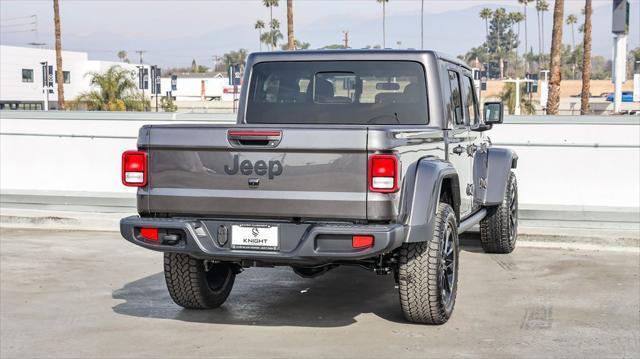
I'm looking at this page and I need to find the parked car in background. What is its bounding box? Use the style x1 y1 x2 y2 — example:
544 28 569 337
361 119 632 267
606 91 634 102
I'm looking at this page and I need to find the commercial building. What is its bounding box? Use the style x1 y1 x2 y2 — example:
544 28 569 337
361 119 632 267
0 45 149 110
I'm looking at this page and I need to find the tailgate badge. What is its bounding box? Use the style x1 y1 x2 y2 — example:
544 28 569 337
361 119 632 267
248 178 260 188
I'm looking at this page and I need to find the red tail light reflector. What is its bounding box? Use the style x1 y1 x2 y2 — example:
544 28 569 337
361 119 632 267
352 235 374 249
369 154 398 193
122 151 147 187
140 228 159 241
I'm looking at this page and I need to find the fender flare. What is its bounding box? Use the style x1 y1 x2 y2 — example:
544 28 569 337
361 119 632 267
400 158 460 243
473 147 518 206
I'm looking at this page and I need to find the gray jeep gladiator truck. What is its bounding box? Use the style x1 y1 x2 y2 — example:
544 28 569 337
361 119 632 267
120 50 518 325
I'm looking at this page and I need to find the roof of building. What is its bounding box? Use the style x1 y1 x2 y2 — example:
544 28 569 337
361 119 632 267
162 72 226 79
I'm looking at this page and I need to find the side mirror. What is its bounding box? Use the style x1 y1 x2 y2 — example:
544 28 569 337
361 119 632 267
484 102 504 125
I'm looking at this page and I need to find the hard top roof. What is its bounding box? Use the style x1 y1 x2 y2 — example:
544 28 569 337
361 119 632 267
247 49 471 71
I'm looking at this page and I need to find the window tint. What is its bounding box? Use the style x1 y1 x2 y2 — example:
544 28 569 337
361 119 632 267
461 75 478 125
447 70 463 125
22 69 33 83
246 61 428 125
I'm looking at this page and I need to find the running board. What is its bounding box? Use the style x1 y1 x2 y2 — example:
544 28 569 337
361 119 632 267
458 208 487 233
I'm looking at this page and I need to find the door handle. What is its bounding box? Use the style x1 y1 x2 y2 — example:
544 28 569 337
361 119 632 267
452 145 464 155
466 144 477 156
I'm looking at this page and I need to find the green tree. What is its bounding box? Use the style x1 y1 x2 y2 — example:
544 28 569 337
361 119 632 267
510 12 525 75
322 44 348 49
565 14 578 79
536 0 549 69
222 49 249 72
260 19 283 50
263 0 279 50
161 96 178 112
518 0 532 72
191 59 197 72
117 50 129 63
254 20 265 51
500 82 536 115
281 39 310 50
74 65 147 111
377 0 389 48
479 8 493 42
485 8 519 79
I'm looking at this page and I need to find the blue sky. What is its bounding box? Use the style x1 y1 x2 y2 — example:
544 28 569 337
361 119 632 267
1 0 638 67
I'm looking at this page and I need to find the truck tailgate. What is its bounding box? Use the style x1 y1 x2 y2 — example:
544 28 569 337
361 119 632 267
144 125 368 220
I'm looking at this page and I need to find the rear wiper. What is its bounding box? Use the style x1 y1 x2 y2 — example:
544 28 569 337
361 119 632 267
365 112 400 124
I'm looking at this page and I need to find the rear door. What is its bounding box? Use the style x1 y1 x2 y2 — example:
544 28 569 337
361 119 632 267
145 125 369 220
444 68 473 217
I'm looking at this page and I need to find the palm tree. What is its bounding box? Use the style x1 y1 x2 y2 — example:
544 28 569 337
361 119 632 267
286 0 294 50
479 8 493 41
254 20 265 51
580 0 592 115
501 82 536 114
53 0 65 110
536 0 549 69
566 14 577 49
117 50 129 63
263 0 279 50
546 0 564 115
420 0 424 49
518 0 531 73
377 0 389 48
261 19 283 50
566 14 578 79
510 12 525 75
75 66 147 111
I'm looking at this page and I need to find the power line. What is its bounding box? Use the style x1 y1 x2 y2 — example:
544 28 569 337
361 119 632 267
1 21 37 28
0 14 36 22
1 29 36 34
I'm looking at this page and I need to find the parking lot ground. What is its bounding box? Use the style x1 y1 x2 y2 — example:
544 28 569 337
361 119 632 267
1 228 638 358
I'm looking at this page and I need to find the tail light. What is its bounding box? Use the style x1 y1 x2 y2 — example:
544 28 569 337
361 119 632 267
368 154 398 193
122 150 147 187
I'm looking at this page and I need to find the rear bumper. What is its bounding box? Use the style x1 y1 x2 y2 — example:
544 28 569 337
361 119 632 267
120 216 406 265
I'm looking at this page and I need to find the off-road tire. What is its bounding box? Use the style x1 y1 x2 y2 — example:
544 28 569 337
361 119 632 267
398 203 459 325
164 252 236 309
480 171 518 254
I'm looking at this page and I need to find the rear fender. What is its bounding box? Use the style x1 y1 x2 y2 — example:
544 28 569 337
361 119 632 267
473 147 517 206
401 158 460 243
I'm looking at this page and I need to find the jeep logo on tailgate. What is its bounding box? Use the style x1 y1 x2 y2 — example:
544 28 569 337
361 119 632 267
224 154 283 179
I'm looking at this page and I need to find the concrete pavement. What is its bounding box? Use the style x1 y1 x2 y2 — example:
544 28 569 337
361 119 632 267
1 228 639 358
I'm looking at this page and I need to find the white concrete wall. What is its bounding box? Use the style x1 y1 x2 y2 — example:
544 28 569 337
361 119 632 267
1 112 639 210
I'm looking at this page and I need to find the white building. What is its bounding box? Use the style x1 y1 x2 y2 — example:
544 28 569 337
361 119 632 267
161 72 238 102
0 45 149 110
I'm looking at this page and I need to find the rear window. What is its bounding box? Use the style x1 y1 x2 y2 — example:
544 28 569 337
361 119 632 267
245 61 428 125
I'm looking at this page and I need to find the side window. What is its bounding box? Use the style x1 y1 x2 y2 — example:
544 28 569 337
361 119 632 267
462 75 479 125
447 70 463 125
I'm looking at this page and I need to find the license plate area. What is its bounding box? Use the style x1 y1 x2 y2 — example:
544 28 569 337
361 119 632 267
231 224 279 250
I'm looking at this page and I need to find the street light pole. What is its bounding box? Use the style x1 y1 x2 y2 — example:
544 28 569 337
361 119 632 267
40 61 49 111
504 78 534 115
